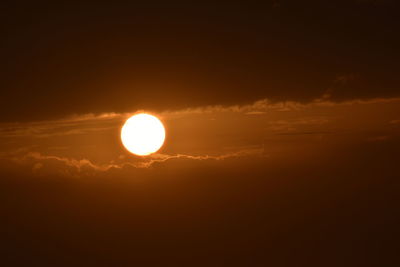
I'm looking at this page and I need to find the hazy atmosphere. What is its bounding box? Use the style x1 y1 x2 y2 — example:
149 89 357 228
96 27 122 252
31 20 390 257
1 1 399 266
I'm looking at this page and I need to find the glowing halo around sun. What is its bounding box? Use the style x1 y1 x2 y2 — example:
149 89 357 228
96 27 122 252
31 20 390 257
121 113 166 156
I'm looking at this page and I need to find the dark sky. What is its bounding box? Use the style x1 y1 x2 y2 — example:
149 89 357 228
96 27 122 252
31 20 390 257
1 0 399 121
1 1 400 266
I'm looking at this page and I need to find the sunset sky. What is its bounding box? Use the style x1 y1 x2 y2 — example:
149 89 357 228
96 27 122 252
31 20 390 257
1 1 399 266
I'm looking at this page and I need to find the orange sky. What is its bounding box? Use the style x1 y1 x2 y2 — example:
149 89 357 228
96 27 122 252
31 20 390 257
1 1 400 266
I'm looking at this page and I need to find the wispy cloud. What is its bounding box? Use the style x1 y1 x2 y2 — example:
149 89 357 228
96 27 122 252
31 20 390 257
5 147 264 177
1 97 399 139
1 96 399 178
0 113 126 138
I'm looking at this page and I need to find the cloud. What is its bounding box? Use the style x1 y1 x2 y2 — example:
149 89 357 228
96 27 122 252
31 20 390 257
267 118 329 132
5 147 264 177
1 96 399 178
0 112 125 138
162 97 400 119
1 96 399 139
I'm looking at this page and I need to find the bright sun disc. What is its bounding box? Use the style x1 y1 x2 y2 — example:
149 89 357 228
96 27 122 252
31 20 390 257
121 113 166 156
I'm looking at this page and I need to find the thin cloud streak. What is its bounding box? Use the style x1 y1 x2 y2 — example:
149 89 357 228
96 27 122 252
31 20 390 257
1 97 399 138
5 148 264 177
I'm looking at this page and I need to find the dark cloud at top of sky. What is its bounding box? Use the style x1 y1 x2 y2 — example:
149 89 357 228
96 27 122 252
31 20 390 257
1 0 399 122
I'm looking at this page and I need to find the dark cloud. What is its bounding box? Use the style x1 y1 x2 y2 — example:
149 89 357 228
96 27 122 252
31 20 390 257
1 0 399 122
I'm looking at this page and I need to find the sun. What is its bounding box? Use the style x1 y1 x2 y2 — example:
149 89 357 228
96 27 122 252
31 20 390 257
121 113 166 156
